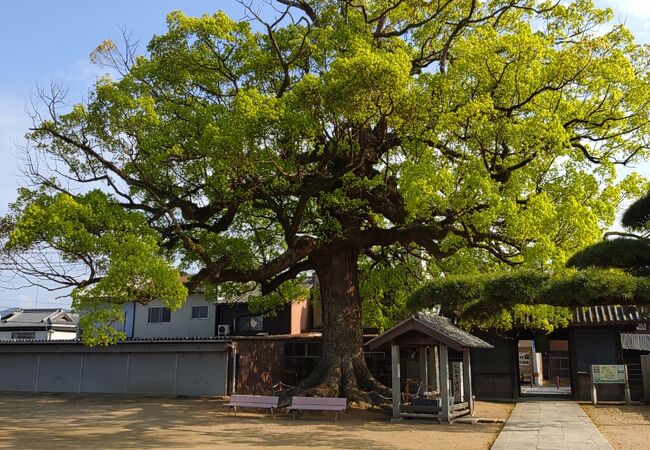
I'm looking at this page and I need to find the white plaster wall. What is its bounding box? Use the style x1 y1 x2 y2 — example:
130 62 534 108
131 294 216 338
49 330 77 340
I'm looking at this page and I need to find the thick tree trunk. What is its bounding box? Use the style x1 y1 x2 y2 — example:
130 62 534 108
296 246 390 401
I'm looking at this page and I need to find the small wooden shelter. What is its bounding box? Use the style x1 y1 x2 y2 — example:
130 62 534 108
367 314 493 422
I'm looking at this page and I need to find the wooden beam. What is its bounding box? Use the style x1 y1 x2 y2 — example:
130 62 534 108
402 404 442 414
450 408 471 419
400 412 442 420
439 344 450 423
394 336 439 347
391 343 401 421
450 401 469 411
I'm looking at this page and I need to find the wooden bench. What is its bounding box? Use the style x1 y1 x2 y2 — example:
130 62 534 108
227 395 279 417
289 396 347 421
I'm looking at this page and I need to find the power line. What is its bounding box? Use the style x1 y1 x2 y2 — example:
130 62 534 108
0 299 71 306
0 303 72 309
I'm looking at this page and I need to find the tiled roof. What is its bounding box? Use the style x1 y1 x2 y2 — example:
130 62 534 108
0 308 78 329
215 286 260 304
572 305 648 326
0 308 18 319
0 336 229 344
414 313 494 349
367 313 493 351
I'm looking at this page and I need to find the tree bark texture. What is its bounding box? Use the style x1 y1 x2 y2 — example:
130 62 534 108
297 246 390 400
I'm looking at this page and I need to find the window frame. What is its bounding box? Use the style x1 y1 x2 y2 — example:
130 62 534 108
11 331 36 340
237 315 264 332
191 305 209 320
147 307 172 324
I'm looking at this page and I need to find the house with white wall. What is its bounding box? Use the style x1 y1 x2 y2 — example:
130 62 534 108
0 308 78 340
119 292 313 339
121 293 218 339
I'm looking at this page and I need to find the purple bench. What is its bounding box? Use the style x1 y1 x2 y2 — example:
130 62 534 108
289 396 347 421
227 395 279 417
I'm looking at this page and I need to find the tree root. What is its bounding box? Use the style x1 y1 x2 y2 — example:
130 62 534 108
276 357 392 409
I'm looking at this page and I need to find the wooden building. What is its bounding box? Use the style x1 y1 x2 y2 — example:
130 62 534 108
367 314 492 422
470 306 649 401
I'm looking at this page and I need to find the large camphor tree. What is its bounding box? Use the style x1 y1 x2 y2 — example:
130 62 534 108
2 0 650 398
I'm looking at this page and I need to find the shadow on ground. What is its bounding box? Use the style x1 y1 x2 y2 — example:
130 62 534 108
0 393 511 449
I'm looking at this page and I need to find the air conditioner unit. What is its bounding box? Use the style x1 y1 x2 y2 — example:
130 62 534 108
217 324 231 338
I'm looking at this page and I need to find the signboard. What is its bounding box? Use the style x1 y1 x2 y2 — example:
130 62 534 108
592 365 626 384
452 362 464 402
519 352 531 366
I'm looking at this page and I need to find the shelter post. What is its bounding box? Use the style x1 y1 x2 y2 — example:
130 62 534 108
429 345 439 391
462 349 473 415
391 342 401 420
439 344 450 423
419 347 428 388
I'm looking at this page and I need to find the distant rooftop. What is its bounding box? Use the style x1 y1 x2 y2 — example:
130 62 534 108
0 308 78 331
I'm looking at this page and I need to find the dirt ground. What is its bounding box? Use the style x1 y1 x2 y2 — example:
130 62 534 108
582 404 650 450
0 393 512 449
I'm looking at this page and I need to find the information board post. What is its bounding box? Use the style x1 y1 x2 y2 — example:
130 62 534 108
591 370 598 405
591 364 631 406
624 365 631 405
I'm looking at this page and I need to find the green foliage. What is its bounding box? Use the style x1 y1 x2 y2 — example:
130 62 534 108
622 192 650 231
2 190 187 345
359 251 429 331
409 272 487 317
247 278 310 316
409 268 648 333
567 238 650 274
567 189 650 275
77 304 126 346
540 269 637 306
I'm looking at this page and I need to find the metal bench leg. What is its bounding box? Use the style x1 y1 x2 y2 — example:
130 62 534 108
293 410 298 420
335 412 339 422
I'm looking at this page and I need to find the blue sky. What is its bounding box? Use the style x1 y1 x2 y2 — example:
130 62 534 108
0 0 649 308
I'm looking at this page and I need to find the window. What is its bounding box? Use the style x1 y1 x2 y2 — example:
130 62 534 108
148 307 171 323
11 332 35 340
191 305 209 319
285 342 321 358
237 315 263 332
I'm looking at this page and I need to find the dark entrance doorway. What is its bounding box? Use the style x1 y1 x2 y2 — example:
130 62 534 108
518 336 572 396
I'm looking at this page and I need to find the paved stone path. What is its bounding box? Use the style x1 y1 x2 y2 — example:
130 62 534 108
491 401 612 450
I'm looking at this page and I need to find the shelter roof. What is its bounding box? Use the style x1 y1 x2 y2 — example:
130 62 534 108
367 313 493 351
